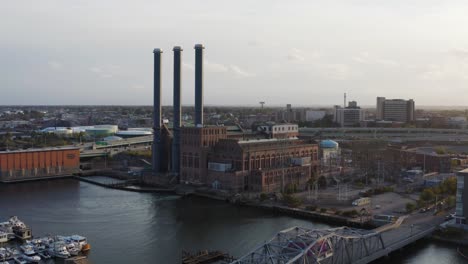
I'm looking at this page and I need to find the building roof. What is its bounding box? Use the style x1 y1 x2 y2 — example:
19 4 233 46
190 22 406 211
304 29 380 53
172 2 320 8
320 140 339 149
0 146 80 154
238 137 299 144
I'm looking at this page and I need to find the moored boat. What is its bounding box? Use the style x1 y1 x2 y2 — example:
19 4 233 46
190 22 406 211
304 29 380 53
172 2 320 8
47 241 71 259
37 250 51 260
13 256 27 264
0 233 8 243
0 217 32 241
0 247 12 261
57 235 90 252
19 245 40 263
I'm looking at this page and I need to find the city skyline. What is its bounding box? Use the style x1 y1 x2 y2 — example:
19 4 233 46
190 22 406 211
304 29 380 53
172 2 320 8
2 1 468 106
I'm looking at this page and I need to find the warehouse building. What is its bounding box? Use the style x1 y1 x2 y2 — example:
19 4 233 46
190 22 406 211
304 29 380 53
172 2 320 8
0 147 80 182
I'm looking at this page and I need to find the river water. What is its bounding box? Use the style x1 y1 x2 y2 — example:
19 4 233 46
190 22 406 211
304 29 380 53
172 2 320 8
0 179 466 263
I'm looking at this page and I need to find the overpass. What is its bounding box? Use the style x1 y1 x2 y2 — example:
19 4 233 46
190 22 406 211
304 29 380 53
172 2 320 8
79 135 153 158
232 216 442 264
300 127 468 142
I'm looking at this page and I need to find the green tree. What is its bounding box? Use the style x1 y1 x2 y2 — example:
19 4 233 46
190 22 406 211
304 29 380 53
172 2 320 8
441 177 457 195
447 196 456 208
420 188 435 202
406 202 416 212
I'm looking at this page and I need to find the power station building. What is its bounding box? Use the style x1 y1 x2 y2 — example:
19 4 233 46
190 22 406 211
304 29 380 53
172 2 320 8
0 147 80 182
180 125 319 192
152 45 319 193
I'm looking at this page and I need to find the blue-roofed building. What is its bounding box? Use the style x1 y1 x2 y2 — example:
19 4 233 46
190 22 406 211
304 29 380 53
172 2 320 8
320 140 339 149
320 140 340 166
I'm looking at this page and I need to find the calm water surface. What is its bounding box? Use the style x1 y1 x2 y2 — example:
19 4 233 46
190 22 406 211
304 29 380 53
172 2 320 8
0 179 466 263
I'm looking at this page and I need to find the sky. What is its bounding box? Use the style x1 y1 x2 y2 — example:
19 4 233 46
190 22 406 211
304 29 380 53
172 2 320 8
2 0 468 106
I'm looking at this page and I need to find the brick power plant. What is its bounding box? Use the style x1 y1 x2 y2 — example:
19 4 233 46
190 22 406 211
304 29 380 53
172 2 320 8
151 45 320 193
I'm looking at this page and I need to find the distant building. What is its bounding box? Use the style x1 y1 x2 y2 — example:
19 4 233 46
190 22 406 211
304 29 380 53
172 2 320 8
455 169 468 225
447 117 467 129
376 97 415 123
385 146 452 173
275 104 308 123
334 101 364 127
305 110 326 122
0 147 80 182
257 123 299 139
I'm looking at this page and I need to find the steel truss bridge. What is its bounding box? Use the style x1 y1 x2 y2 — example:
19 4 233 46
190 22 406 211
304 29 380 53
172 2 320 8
231 226 385 264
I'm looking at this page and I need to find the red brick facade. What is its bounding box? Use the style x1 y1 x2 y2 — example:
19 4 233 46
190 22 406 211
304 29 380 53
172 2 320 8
180 125 319 193
180 126 227 183
0 148 80 182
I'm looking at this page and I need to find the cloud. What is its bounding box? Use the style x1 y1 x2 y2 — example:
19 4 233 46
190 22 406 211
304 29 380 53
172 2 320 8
419 63 468 80
48 61 63 70
205 60 253 78
182 62 194 71
287 48 305 62
131 84 145 90
247 40 260 47
317 63 353 80
205 61 229 73
450 49 468 59
352 52 398 67
89 67 102 73
89 65 120 78
229 65 252 77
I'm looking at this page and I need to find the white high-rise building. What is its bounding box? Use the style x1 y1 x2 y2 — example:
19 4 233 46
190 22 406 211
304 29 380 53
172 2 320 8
334 101 364 127
376 97 415 123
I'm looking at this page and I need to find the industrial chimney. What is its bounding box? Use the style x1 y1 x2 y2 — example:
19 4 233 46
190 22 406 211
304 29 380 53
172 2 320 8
194 44 205 126
172 46 182 175
152 48 163 173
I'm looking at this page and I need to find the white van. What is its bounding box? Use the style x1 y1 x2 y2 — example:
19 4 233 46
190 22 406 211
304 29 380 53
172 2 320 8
352 197 371 206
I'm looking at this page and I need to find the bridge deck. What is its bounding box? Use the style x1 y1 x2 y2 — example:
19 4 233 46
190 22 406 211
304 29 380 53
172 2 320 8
232 214 444 264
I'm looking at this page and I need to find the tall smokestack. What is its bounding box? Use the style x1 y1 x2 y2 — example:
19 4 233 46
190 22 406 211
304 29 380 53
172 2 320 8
194 44 205 126
344 93 347 108
172 46 182 175
152 48 163 173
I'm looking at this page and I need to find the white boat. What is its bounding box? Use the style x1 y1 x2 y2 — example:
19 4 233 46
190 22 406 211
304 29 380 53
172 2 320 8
0 217 31 240
28 239 47 251
5 248 19 257
69 235 89 251
0 233 8 243
19 245 35 256
20 253 40 263
0 217 26 232
13 256 27 264
38 250 51 260
19 245 40 263
0 247 12 260
57 235 90 251
64 242 80 256
47 242 70 259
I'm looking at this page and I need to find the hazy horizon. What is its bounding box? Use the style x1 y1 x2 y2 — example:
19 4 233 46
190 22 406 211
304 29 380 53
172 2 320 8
3 1 468 106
